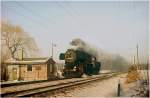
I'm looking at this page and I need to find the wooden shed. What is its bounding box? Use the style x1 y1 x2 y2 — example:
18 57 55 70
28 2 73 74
5 57 56 81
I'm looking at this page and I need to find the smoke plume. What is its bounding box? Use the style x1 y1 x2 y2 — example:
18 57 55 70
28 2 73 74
70 38 129 71
70 38 112 61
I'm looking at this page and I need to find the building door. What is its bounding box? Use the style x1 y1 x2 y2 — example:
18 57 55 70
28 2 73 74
12 68 17 80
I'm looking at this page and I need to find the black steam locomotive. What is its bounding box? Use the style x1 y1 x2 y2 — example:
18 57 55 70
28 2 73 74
59 49 101 78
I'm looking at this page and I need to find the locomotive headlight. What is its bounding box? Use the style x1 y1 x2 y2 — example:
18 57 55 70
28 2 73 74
65 49 76 63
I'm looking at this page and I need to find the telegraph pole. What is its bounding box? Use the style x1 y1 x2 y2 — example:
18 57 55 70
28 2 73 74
51 42 56 58
147 60 149 84
21 48 24 60
136 45 139 65
51 42 53 58
136 44 140 70
134 56 136 65
19 47 24 81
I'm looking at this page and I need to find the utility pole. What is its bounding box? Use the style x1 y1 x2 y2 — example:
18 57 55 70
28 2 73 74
134 56 136 65
136 44 143 80
147 60 149 84
51 42 53 58
51 42 56 59
136 44 139 70
19 47 24 81
21 48 24 60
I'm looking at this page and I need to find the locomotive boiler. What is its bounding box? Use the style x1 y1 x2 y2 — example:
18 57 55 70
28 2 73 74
59 49 101 78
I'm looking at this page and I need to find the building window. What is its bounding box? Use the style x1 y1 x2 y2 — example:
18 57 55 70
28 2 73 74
27 64 32 71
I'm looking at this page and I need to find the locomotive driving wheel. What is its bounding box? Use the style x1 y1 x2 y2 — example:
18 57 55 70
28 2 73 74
75 63 84 78
62 63 84 78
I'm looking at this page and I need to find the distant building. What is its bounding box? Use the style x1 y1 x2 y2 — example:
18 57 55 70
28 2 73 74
5 57 56 81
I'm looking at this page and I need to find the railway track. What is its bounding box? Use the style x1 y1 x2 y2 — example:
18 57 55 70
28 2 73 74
1 77 64 88
1 72 120 97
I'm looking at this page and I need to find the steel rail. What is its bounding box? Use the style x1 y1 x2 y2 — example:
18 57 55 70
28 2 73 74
1 78 64 88
1 72 120 97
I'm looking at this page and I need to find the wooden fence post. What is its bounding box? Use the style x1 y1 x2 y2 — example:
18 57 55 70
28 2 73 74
117 79 121 96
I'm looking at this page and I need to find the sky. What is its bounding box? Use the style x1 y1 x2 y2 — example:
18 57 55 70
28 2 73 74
1 1 149 63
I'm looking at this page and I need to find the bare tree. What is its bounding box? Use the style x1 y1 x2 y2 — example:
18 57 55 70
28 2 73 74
2 22 23 59
1 21 39 60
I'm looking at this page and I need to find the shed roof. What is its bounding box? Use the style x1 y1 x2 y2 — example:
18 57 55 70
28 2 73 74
5 57 56 65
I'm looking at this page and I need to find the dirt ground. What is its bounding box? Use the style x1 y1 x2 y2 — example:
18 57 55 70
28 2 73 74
40 74 126 97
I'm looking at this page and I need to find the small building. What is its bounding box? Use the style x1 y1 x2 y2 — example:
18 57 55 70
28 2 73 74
5 57 56 81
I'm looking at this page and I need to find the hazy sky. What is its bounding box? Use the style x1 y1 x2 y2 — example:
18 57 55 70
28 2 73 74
1 1 149 63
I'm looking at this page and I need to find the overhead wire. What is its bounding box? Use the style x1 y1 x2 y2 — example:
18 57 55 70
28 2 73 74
55 2 76 19
4 5 49 31
3 6 38 28
15 1 56 25
4 2 87 34
64 2 80 18
55 2 84 32
14 2 53 29
4 3 55 34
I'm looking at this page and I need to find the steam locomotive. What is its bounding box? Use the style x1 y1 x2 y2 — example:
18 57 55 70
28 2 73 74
59 49 101 78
